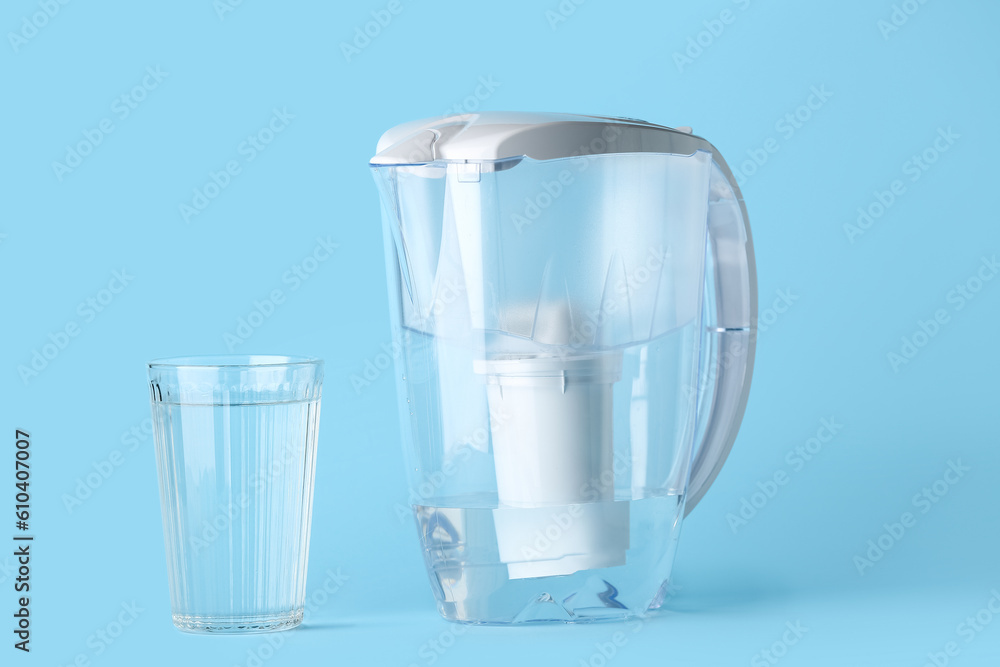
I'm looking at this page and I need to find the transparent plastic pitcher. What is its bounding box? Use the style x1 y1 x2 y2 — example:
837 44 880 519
370 112 756 624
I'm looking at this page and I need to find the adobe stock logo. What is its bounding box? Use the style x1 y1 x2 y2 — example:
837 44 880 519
545 0 587 31
843 127 958 244
18 270 134 385
52 67 169 182
731 85 833 187
920 590 1000 667
853 459 970 575
509 126 624 234
179 108 294 223
7 0 72 53
439 76 502 117
224 236 338 350
62 417 152 513
750 621 809 667
877 0 933 40
886 255 997 372
340 0 408 63
726 417 842 533
672 0 755 73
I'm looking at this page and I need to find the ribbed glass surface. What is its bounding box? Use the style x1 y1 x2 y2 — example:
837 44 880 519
148 356 322 633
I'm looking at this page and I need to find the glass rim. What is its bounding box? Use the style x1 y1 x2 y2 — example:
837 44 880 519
148 354 323 370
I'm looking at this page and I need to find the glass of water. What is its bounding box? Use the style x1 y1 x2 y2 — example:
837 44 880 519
147 355 323 633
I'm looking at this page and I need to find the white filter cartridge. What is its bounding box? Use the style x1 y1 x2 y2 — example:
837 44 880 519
476 352 629 579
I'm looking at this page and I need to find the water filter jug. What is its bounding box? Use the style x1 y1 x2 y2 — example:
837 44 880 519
370 112 756 623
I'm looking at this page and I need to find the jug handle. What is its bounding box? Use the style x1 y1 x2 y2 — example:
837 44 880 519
683 144 757 516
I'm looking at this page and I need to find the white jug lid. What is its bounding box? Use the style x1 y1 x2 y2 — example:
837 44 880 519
371 111 708 165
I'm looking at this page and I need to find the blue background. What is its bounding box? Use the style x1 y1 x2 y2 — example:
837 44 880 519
3 0 998 665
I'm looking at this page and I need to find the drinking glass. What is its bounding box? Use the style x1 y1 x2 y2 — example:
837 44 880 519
147 355 323 633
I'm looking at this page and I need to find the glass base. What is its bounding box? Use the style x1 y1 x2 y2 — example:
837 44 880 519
171 610 303 634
